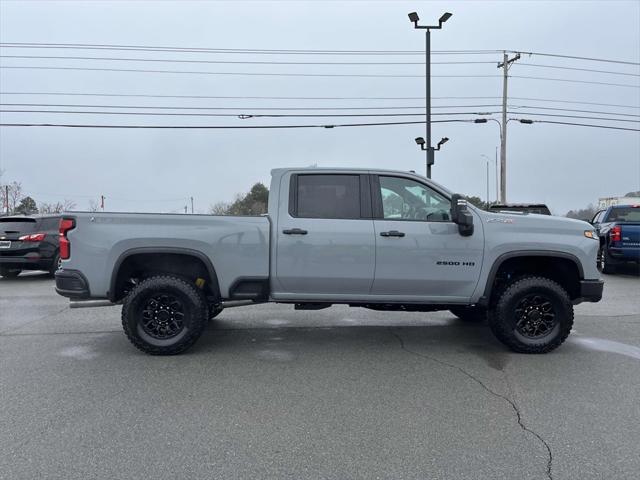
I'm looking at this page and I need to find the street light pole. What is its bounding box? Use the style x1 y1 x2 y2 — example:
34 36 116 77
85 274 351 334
408 11 452 179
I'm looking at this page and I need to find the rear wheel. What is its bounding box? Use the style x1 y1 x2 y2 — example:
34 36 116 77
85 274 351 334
488 276 573 354
449 305 487 322
122 275 208 355
48 253 61 277
0 268 21 278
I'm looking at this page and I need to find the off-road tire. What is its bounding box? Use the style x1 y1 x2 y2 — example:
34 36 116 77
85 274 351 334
598 246 617 274
0 268 21 278
122 275 208 355
488 276 573 354
449 306 487 322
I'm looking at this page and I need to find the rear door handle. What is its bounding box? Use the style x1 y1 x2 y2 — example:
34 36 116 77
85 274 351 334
283 228 308 235
380 230 405 237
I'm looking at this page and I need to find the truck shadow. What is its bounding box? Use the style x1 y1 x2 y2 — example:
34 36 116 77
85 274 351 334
194 318 510 371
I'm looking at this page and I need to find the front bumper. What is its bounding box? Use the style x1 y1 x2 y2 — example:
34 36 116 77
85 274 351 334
55 269 90 299
577 279 604 303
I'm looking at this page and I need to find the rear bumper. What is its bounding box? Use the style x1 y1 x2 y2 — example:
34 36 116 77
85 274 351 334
608 247 640 263
577 279 604 303
0 255 52 270
55 269 90 299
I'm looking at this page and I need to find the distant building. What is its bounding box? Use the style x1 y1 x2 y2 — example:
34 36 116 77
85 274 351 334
598 196 640 208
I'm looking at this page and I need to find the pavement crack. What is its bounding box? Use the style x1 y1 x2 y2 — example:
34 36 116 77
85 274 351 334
389 327 553 480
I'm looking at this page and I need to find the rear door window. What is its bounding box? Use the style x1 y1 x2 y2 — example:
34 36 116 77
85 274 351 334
294 174 361 219
0 218 38 234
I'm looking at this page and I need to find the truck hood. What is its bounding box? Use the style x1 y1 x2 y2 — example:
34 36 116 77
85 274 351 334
480 210 591 233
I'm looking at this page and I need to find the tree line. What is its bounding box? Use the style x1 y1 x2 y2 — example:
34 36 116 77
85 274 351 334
0 170 77 216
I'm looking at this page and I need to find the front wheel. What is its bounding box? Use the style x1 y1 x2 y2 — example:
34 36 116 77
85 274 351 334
597 246 617 274
488 276 573 354
122 275 208 355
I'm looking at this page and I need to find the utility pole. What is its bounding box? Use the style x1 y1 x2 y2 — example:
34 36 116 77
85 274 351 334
190 196 194 214
184 205 187 214
486 161 490 207
408 11 452 178
100 195 105 211
497 52 520 203
5 185 8 215
495 146 499 202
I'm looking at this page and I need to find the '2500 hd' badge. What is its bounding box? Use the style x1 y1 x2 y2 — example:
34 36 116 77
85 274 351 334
437 261 476 266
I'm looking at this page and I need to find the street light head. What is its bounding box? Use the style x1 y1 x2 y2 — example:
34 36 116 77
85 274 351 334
414 136 425 146
439 12 453 23
438 137 449 147
519 119 534 124
408 12 419 23
474 119 488 124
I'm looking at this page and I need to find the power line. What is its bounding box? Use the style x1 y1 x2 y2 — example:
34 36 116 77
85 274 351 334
0 54 495 66
0 65 500 79
509 105 640 118
3 65 637 87
515 62 640 77
0 102 505 111
0 42 501 56
0 119 477 129
510 118 640 131
510 50 640 66
3 103 637 118
0 109 503 118
505 112 639 123
2 92 638 110
3 118 638 131
510 75 640 88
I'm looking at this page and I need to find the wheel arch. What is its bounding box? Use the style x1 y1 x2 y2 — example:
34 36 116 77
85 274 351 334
109 247 221 302
479 250 584 306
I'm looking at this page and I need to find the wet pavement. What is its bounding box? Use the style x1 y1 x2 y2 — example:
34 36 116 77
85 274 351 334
1 270 639 480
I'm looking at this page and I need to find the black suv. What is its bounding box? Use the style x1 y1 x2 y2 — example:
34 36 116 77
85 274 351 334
0 215 62 278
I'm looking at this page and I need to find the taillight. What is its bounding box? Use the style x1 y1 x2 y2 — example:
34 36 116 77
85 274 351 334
610 225 622 243
19 233 46 242
59 218 75 259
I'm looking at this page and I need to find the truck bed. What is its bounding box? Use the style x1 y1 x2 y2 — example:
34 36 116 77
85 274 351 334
63 212 270 299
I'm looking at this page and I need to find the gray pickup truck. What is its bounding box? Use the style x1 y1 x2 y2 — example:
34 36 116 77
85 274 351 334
55 167 603 355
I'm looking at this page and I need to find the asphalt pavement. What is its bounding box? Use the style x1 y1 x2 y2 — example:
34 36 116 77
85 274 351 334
1 270 639 480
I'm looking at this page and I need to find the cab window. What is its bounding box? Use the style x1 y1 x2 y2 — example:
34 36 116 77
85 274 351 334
378 176 450 222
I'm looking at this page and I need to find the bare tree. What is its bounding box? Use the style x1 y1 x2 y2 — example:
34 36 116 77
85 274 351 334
7 181 23 213
88 199 100 212
63 199 77 211
209 201 231 215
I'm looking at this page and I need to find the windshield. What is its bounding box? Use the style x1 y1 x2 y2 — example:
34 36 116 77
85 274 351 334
605 207 640 223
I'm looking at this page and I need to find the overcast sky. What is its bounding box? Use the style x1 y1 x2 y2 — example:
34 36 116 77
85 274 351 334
1 0 639 215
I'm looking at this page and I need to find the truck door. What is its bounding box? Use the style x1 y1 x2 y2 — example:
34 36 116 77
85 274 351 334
273 172 375 297
370 175 484 302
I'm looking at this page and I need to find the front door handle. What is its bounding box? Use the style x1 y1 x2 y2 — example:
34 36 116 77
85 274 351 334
380 230 405 237
283 228 308 235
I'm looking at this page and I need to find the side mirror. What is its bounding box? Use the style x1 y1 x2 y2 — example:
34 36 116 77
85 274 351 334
450 194 474 237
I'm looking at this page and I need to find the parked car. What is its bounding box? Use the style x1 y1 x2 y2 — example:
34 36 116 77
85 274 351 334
55 167 602 355
0 215 62 278
590 205 640 274
488 204 551 215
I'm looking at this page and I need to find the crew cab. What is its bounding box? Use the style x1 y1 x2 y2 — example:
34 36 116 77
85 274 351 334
590 205 640 273
55 168 603 355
